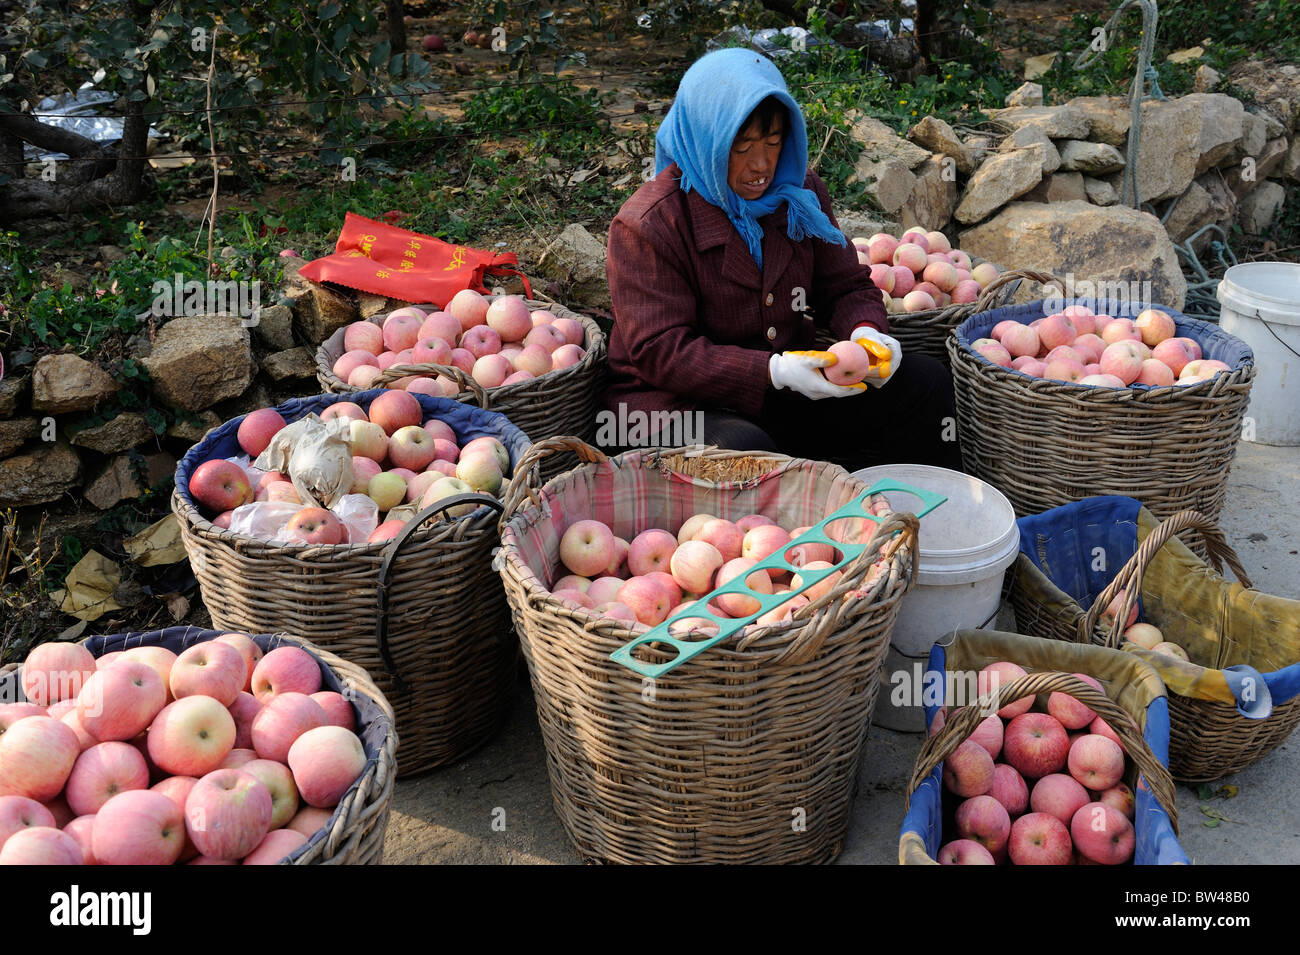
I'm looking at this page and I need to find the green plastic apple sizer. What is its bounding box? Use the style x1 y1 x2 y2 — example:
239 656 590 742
609 479 946 678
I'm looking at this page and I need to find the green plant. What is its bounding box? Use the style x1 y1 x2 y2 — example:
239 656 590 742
471 1 588 77
0 511 68 662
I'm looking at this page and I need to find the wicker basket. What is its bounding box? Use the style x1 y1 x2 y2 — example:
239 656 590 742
812 267 1051 365
947 300 1255 554
1009 499 1300 782
172 390 531 778
496 436 921 864
316 297 607 480
0 625 396 864
900 629 1187 865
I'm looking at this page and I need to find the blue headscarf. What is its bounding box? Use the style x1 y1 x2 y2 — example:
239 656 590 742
654 48 847 268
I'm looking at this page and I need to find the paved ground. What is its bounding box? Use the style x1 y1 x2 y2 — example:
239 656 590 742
382 440 1300 864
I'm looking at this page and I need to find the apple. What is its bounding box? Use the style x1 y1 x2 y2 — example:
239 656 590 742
972 338 1012 368
999 324 1040 359
523 324 566 354
189 460 254 513
420 476 478 517
284 507 347 546
1003 712 1070 779
937 839 996 865
251 692 327 764
955 794 1011 854
1008 811 1072 865
0 703 47 733
219 749 259 770
0 795 56 852
1102 589 1139 630
22 642 97 707
1047 673 1104 730
550 317 585 346
349 420 390 464
447 289 490 330
62 815 100 864
448 348 476 375
617 576 673 626
227 692 261 751
0 826 84 865
381 310 422 353
311 692 356 732
344 321 384 355
471 354 512 388
485 295 533 342
368 390 423 437
288 726 367 809
212 634 261 692
386 425 438 472
237 409 286 458
456 451 504 494
347 364 384 389
552 574 591 593
586 576 627 606
286 806 335 840
977 661 1032 718
695 519 744 563
461 436 510 474
628 529 677 577
320 401 368 424
251 646 323 704
971 262 1000 288
366 473 407 512
988 763 1029 817
243 828 309 865
1135 308 1175 347
825 340 871 385
1068 734 1126 791
1099 782 1136 820
714 557 774 617
1123 623 1163 649
241 759 300 830
147 696 237 778
167 640 245 707
93 789 185 865
942 739 995 798
184 769 273 861
969 713 1004 759
419 311 462 345
76 662 166 744
65 741 150 816
893 242 927 272
1071 801 1134 864
1037 313 1078 350
1029 772 1090 827
560 520 617 577
741 524 791 568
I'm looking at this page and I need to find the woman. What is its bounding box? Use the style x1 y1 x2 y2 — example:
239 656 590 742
603 48 962 473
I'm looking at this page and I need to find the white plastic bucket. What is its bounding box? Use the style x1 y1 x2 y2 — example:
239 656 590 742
1217 262 1300 446
852 464 1019 658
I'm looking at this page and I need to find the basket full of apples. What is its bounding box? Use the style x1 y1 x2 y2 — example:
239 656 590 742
899 629 1188 865
316 291 606 479
172 389 531 777
0 626 396 865
495 437 921 864
1009 496 1300 783
947 298 1255 541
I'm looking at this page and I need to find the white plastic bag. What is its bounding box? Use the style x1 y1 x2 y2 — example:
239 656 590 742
228 501 302 543
254 415 354 509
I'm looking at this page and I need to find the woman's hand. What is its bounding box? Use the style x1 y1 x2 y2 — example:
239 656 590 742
769 350 867 399
851 326 903 388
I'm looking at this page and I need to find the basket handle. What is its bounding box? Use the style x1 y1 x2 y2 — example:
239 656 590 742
904 670 1179 832
1080 509 1254 649
369 362 491 408
374 491 505 693
499 436 609 527
971 269 1068 314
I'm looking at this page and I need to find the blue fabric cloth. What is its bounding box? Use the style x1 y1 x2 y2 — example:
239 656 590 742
653 47 846 268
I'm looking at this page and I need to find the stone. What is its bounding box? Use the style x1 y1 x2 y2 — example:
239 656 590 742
988 105 1091 140
953 148 1044 225
1241 112 1267 159
357 292 390 319
907 115 974 174
1163 182 1216 242
1194 64 1221 93
167 411 222 443
1166 46 1204 65
1058 140 1126 175
97 245 126 264
1066 96 1131 147
1083 176 1119 206
1005 82 1043 108
1180 94 1245 176
962 135 994 168
279 255 311 290
834 209 895 241
1194 173 1240 251
250 303 294 351
69 412 154 454
1285 138 1300 183
846 112 932 169
958 201 1188 311
900 155 959 232
852 158 917 215
214 383 272 422
0 418 39 458
30 354 119 414
261 347 317 381
142 315 254 413
0 441 82 508
1024 53 1057 80
1237 182 1287 235
536 223 611 311
1257 137 1290 181
0 374 27 418
1134 98 1200 203
84 452 175 510
296 283 356 344
1223 138 1290 198
1021 172 1087 204
1003 125 1060 173
1262 113 1286 139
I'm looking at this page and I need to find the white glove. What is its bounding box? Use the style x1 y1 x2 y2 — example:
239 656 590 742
851 326 903 388
769 351 866 400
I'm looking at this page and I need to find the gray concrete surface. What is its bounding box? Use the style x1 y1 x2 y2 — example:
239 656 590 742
383 440 1300 864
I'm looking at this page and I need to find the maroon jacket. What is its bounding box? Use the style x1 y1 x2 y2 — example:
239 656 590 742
604 163 888 419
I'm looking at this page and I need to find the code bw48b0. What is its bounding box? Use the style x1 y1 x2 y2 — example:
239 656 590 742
1197 892 1249 903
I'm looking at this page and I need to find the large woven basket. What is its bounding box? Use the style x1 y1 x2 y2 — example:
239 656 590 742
948 300 1254 555
0 625 397 864
900 629 1187 864
316 296 606 479
812 266 1048 365
172 389 531 777
496 436 921 864
1008 498 1300 783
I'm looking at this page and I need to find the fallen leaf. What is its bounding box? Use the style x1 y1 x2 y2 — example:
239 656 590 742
51 550 125 622
164 593 189 622
124 514 188 567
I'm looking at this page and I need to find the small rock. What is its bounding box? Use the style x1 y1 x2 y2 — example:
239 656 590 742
1237 181 1287 235
1083 176 1119 206
1022 172 1087 204
357 293 390 319
962 135 994 168
1285 138 1300 183
142 315 254 412
853 158 917 215
1066 96 1132 147
260 347 317 381
1163 182 1216 241
1262 113 1286 139
1224 138 1290 198
84 452 175 510
1058 140 1126 175
1135 98 1201 203
97 245 126 265
296 283 356 344
31 354 120 414
834 209 895 241
1194 64 1221 93
219 246 238 259
0 373 28 418
901 154 959 232
954 148 1044 224
1005 82 1044 108
167 411 222 443
846 112 932 169
69 412 154 454
1166 46 1204 64
1241 112 1268 159
251 303 295 351
41 265 90 292
1024 53 1058 80
278 256 312 291
0 441 82 508
1003 125 1061 174
907 115 974 175
0 418 39 458
1182 93 1245 176
536 223 611 311
988 105 1091 140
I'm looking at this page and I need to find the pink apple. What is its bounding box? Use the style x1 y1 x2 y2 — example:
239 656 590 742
347 364 383 389
287 806 335 840
869 263 895 294
893 242 927 272
251 692 327 764
694 518 744 563
523 323 566 354
955 794 1011 854
251 646 323 704
715 557 774 617
1008 811 1072 865
212 635 260 693
0 795 56 852
890 265 916 296
1099 341 1145 385
644 571 683 608
320 401 368 424
1029 772 1091 827
288 726 367 809
220 748 259 770
225 694 260 753
586 576 627 606
184 769 273 861
1071 333 1106 364
419 311 462 345
169 640 246 707
1044 355 1087 383
552 574 591 593
1000 324 1040 359
148 696 237 777
1099 317 1141 345
0 704 47 733
0 826 84 865
1037 313 1078 350
627 529 677 577
471 354 512 388
237 408 286 458
93 789 185 865
447 289 490 331
243 827 309 865
551 317 585 346
368 390 423 436
460 325 502 360
65 741 150 816
1099 782 1135 820
485 295 534 342
1071 801 1134 864
617 576 672 626
602 535 630 579
343 321 384 355
1003 712 1070 779
241 759 300 830
1101 589 1139 630
311 692 356 732
76 662 166 743
189 459 254 513
937 839 996 865
1067 734 1126 791
1047 673 1104 730
381 310 421 352
551 344 586 370
62 815 99 864
387 425 438 472
448 348 476 375
866 233 898 265
942 739 995 798
411 337 453 366
22 641 97 706
972 338 1012 368
902 290 937 312
560 520 617 578
977 661 1032 718
969 713 1004 759
669 540 724 594
1135 308 1176 347
988 763 1029 817
741 524 791 570
1080 374 1125 388
790 560 843 603
676 513 716 545
512 343 553 377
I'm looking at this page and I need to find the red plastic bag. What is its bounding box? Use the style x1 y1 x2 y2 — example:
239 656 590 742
297 212 532 306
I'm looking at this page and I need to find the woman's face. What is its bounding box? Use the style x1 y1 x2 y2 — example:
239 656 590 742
727 112 785 201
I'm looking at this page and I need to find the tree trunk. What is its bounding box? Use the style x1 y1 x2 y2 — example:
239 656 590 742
758 0 918 72
387 0 406 72
914 0 939 66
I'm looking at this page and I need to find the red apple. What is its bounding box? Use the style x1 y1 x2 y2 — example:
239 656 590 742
251 692 327 764
988 763 1029 817
937 838 996 865
955 794 1011 854
241 759 300 830
251 646 323 704
367 390 422 437
977 661 1032 718
184 769 273 861
148 696 237 777
627 529 677 577
62 815 99 864
189 459 254 513
93 789 185 865
1029 772 1091 827
0 795 56 852
1070 801 1134 864
1067 734 1126 791
1008 811 1073 865
76 662 167 743
0 826 83 865
284 507 347 546
65 741 150 816
237 408 286 458
942 739 995 798
1003 712 1070 779
1047 673 1104 730
21 641 96 706
287 726 367 809
243 827 309 865
560 520 617 578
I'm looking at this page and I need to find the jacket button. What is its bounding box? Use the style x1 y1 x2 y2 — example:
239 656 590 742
765 292 774 306
766 326 777 341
